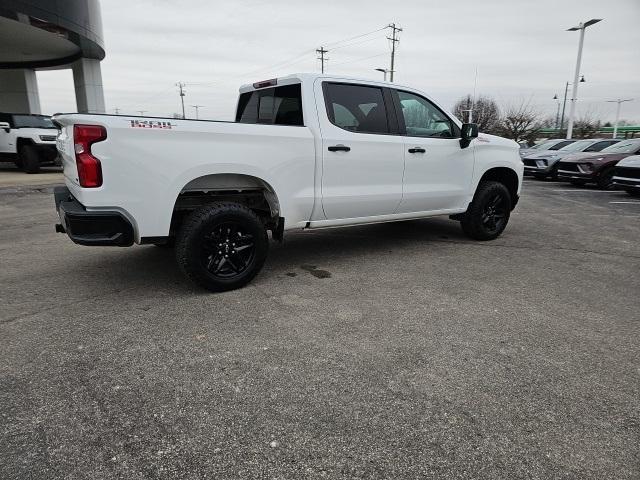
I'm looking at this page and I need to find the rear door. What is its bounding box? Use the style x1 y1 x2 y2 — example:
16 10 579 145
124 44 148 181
392 89 474 213
317 81 405 219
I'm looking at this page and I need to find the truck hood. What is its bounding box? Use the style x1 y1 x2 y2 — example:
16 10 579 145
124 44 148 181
616 155 640 168
477 133 518 149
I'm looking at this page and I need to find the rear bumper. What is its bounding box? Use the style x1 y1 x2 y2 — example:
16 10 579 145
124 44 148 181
54 186 134 246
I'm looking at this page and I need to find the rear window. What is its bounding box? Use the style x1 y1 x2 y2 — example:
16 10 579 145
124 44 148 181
236 84 303 126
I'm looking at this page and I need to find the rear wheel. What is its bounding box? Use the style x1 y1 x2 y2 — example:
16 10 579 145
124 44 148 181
460 181 511 241
175 202 269 292
625 188 640 198
19 145 40 173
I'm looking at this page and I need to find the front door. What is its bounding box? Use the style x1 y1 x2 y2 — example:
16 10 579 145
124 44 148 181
318 81 405 220
393 90 475 213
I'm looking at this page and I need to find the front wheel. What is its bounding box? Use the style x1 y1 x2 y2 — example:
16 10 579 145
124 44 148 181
19 145 40 173
596 167 615 190
460 181 512 241
175 202 269 292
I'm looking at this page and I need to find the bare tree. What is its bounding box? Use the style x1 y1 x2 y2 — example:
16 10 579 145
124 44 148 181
452 94 500 133
572 111 601 138
497 101 543 144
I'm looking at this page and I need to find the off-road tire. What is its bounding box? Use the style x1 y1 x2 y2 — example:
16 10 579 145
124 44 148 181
175 202 268 292
460 181 512 241
19 144 40 173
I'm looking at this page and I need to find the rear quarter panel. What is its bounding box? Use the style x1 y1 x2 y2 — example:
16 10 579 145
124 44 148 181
54 115 316 241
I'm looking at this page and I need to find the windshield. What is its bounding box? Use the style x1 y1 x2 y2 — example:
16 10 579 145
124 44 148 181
528 140 557 150
601 140 640 154
559 140 594 152
11 115 55 129
548 140 575 150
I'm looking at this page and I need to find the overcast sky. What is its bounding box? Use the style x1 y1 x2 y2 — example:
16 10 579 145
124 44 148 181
37 0 640 123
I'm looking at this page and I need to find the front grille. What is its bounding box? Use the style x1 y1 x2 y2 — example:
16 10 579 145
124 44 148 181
522 159 537 167
615 167 640 180
558 162 579 172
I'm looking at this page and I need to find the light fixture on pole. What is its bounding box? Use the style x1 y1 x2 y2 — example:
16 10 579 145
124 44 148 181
606 98 633 139
553 94 560 130
191 105 204 120
375 68 389 81
559 75 585 137
565 18 602 139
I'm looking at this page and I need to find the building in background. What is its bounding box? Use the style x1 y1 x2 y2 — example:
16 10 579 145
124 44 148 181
0 0 105 114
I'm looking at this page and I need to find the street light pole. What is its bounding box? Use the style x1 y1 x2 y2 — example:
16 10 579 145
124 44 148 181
375 68 388 81
565 19 602 139
553 94 560 130
606 98 633 139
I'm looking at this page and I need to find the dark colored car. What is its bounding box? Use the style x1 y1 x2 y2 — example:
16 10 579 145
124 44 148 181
613 155 640 196
522 138 619 180
556 139 640 189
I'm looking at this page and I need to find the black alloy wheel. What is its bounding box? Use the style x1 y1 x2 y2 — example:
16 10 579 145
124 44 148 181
176 202 269 292
200 222 256 278
480 192 509 236
460 180 512 241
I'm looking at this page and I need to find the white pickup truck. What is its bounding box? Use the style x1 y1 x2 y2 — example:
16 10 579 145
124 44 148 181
53 73 523 292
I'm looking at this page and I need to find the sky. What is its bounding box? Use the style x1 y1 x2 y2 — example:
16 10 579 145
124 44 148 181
37 0 640 123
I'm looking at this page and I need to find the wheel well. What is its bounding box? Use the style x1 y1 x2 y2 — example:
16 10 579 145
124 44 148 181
16 138 35 150
479 167 519 208
170 174 283 239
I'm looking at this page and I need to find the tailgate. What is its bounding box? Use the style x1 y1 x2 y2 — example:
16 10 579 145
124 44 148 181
55 121 79 185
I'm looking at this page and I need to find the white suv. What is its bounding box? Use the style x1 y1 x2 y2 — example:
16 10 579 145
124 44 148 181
0 113 59 173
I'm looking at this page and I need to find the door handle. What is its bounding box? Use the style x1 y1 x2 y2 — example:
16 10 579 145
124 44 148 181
328 144 351 152
408 147 426 154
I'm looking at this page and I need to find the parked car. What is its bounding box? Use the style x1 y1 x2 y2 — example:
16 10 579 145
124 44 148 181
519 139 575 159
0 113 58 173
522 138 620 180
557 139 640 188
52 73 523 292
612 155 640 196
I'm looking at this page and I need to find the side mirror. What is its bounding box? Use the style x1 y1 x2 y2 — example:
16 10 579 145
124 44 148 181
0 121 10 132
460 123 478 149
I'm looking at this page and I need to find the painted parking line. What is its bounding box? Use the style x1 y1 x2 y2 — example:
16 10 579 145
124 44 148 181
609 201 640 205
552 189 615 193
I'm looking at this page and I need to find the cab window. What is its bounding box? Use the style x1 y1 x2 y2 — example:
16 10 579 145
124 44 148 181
323 83 390 134
396 91 455 138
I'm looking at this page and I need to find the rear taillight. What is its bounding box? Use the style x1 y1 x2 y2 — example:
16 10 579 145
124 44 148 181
74 124 106 188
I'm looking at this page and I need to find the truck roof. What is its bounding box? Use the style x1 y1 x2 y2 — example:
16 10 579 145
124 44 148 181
239 72 416 93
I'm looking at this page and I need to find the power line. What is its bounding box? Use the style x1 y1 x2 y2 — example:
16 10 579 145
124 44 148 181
324 26 387 48
330 34 387 52
316 46 328 73
386 23 402 82
330 52 387 68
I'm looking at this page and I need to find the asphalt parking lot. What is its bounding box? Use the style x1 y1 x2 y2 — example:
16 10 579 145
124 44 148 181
1 178 639 479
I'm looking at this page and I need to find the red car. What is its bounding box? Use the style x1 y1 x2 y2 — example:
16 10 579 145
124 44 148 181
557 139 640 189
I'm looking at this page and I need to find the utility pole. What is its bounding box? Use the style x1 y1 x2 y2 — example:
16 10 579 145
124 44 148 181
386 23 402 82
176 82 186 119
114 107 120 115
316 46 328 73
606 98 633 139
191 105 203 120
137 110 147 116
